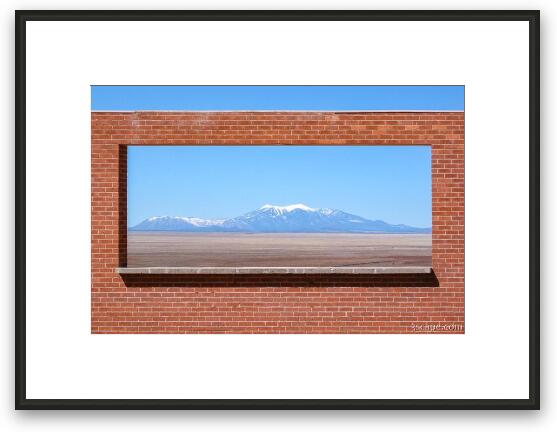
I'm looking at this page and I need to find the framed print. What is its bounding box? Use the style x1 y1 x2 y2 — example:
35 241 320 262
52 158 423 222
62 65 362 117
15 10 540 409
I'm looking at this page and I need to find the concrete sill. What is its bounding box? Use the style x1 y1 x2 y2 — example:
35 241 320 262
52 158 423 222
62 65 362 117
115 266 432 275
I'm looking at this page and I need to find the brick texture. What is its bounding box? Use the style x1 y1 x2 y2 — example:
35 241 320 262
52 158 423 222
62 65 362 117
91 111 464 334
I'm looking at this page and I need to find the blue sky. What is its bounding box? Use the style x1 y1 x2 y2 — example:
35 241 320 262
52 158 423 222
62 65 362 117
127 146 432 228
91 86 463 227
92 85 463 111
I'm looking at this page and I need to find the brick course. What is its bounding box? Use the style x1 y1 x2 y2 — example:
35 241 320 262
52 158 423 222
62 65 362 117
91 111 464 334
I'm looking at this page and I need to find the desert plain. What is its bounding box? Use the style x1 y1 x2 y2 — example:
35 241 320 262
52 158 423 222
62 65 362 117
127 232 432 268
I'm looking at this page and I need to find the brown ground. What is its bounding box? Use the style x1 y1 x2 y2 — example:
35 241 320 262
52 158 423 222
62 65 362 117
127 232 432 268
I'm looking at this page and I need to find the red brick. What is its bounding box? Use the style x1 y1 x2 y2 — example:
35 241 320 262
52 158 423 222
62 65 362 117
91 111 464 334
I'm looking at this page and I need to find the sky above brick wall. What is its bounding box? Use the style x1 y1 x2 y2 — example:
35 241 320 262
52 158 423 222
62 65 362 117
91 85 464 111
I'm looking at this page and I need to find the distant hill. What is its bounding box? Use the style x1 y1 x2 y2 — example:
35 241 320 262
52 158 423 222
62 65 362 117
130 204 431 234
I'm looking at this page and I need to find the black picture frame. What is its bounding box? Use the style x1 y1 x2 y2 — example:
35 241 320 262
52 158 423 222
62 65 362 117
15 10 540 410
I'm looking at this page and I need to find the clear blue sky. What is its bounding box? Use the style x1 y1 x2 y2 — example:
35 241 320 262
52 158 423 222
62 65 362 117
127 146 432 228
91 86 463 227
91 85 464 111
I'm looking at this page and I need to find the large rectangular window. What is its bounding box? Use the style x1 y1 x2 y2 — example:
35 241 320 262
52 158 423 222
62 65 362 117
127 145 432 271
128 146 431 269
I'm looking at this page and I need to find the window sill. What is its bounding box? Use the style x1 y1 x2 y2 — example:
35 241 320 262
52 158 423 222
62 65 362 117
115 266 432 275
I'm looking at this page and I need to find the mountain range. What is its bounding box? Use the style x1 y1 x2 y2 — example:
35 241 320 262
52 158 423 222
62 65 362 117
130 204 431 234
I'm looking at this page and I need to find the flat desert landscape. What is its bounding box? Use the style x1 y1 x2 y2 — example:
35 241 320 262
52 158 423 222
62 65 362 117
127 232 432 268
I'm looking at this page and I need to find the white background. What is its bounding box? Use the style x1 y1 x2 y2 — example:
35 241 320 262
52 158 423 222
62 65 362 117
1 0 555 431
25 19 530 400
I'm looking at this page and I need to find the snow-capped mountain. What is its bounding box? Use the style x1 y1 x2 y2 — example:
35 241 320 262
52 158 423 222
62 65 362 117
131 215 225 231
130 204 431 233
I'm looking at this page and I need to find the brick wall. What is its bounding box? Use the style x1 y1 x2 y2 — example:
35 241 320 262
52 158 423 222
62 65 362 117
91 111 464 334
